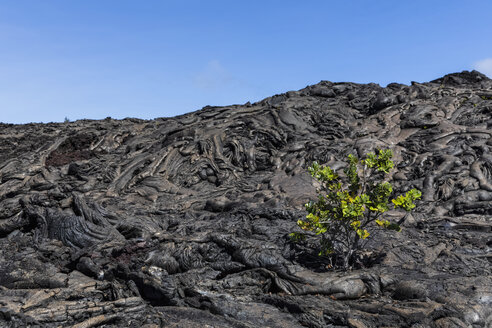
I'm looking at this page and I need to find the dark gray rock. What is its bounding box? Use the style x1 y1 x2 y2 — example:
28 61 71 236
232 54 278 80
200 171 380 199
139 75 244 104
0 70 491 327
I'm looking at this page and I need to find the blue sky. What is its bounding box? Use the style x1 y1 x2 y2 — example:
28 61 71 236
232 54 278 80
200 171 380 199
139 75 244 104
1 1 492 124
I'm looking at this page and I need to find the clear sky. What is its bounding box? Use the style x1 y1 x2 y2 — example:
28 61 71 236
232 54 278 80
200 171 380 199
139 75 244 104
1 1 492 124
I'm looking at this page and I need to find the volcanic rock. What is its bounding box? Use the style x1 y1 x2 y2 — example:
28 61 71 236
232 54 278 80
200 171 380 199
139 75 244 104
0 70 491 327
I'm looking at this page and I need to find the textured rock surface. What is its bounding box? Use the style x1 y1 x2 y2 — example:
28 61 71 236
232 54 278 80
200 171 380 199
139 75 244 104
0 70 491 327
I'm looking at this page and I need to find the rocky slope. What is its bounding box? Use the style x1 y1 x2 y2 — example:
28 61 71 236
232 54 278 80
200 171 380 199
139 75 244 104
0 70 491 327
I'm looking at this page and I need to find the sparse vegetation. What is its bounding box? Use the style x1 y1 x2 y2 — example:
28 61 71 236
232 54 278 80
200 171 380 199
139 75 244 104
291 149 421 269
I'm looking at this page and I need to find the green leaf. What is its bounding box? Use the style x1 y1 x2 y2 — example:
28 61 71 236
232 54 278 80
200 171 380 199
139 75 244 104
392 188 422 211
344 154 360 194
364 152 377 168
375 219 389 227
356 229 370 239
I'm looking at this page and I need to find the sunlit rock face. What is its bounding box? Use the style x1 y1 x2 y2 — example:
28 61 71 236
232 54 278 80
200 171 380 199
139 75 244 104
0 70 491 327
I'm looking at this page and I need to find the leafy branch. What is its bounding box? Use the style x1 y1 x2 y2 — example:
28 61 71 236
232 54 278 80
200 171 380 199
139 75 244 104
291 149 421 269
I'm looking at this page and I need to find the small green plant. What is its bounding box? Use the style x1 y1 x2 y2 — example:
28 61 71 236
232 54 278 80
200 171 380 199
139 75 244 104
290 149 421 269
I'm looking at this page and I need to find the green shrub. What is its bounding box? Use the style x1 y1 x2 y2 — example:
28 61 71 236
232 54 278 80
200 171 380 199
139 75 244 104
290 149 421 269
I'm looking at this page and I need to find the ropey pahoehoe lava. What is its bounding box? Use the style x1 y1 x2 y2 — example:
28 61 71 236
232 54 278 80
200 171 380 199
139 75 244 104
0 70 491 327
